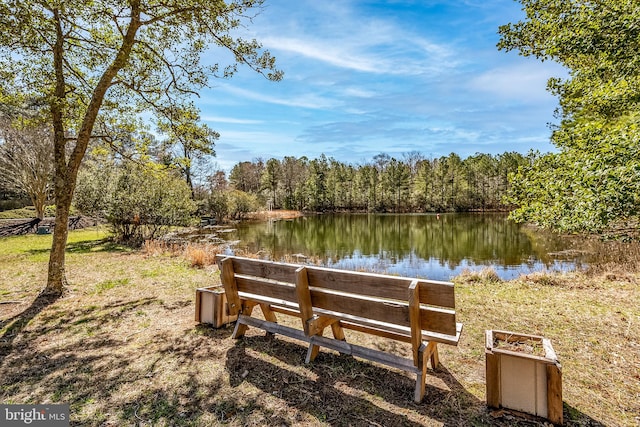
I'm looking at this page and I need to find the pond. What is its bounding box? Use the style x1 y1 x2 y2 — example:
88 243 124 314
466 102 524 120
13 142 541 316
195 212 621 281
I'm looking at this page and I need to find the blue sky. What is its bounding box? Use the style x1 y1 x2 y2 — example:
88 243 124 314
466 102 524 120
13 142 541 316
198 0 566 172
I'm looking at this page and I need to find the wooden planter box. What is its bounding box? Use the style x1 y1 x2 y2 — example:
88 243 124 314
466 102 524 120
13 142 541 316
195 286 238 327
486 330 563 425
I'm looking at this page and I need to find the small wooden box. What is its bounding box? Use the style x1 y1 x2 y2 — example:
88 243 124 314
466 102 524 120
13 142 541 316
486 330 563 425
195 286 238 327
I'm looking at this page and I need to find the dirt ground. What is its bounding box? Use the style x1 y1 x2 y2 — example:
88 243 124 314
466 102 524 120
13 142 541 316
1 230 638 426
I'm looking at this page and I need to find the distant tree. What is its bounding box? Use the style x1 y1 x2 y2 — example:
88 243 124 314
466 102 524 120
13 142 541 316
280 156 308 210
0 109 53 219
261 158 281 208
229 160 264 193
0 0 281 295
383 158 411 212
157 104 219 197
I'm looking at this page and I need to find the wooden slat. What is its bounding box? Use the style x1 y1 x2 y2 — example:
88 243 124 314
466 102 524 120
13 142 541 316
270 304 302 318
217 255 298 283
307 267 454 305
340 321 411 343
234 293 461 346
237 314 421 374
422 322 463 346
546 363 563 425
306 267 412 300
234 275 297 303
310 288 411 327
231 301 256 338
259 303 277 323
485 341 501 408
220 257 241 316
194 289 202 323
408 280 422 367
419 306 457 336
295 266 314 336
418 281 456 308
237 314 309 341
308 334 419 373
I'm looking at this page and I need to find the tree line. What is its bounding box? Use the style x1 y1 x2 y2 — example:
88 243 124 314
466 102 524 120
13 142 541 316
216 151 532 215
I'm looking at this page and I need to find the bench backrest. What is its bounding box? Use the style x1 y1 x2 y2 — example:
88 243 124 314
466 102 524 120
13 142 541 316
215 255 457 337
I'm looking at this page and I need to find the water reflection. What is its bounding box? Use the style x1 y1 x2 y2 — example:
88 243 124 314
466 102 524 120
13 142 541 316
219 213 592 281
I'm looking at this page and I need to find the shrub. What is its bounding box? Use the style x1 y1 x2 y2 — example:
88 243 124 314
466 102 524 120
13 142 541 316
107 162 196 245
227 190 259 220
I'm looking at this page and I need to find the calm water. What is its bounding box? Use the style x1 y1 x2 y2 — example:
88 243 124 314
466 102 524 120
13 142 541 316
214 213 599 281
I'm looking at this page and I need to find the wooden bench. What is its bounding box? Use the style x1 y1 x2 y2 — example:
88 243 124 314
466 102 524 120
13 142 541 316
215 254 463 402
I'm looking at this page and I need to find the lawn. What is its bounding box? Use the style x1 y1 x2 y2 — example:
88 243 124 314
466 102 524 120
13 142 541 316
0 228 638 426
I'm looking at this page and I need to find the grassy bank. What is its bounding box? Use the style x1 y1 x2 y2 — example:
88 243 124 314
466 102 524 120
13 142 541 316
1 229 638 426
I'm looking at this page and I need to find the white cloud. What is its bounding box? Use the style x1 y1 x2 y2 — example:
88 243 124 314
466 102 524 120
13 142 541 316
201 116 264 125
219 84 339 110
468 62 566 101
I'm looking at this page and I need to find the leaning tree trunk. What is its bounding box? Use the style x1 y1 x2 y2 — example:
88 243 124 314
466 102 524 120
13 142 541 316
43 5 141 296
45 194 71 295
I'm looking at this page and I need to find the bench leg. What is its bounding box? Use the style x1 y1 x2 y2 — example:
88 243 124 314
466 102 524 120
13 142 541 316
259 303 277 338
330 321 345 341
414 346 429 403
305 329 324 363
231 302 257 339
427 342 439 369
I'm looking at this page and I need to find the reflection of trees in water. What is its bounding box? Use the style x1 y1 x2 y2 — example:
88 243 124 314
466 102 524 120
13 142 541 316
230 213 616 272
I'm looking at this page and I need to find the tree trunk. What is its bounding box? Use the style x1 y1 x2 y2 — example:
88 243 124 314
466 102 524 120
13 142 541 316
42 5 141 296
44 196 70 296
33 192 46 220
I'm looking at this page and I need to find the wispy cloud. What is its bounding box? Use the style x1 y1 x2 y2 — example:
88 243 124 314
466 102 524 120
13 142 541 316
467 62 566 101
219 84 338 110
202 115 264 125
196 0 562 168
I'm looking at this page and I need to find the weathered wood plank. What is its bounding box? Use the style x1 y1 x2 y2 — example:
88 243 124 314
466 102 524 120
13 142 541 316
419 306 457 336
408 280 422 367
307 267 455 308
231 301 257 338
485 330 501 408
237 296 461 346
330 321 346 341
194 288 202 323
295 266 315 336
220 257 241 316
217 255 298 283
546 363 563 425
310 288 411 327
418 281 456 308
234 275 298 303
259 303 277 323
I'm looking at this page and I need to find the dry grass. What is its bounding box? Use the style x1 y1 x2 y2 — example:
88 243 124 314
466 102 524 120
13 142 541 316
456 267 502 284
245 210 304 221
1 229 639 426
143 239 222 268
